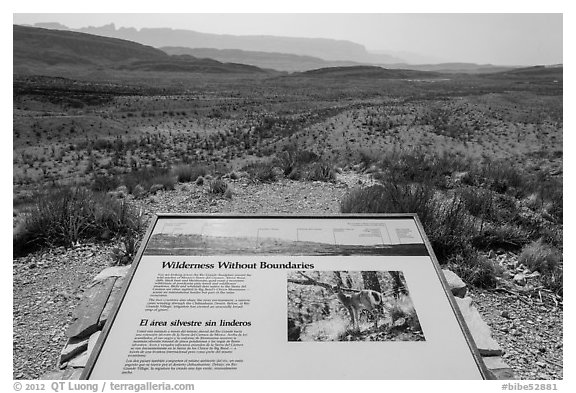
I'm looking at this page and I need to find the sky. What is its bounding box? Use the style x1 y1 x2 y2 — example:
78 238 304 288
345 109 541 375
12 13 563 65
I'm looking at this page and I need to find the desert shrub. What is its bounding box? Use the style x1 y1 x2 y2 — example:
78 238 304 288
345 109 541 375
378 149 470 187
357 149 380 168
458 188 520 225
472 223 530 251
14 187 141 257
208 178 228 195
172 164 207 183
275 149 319 176
542 268 563 296
92 175 120 192
447 249 502 288
467 159 528 197
431 197 477 259
532 177 563 223
340 182 436 225
242 161 277 183
518 239 561 274
122 167 176 194
111 235 139 266
340 181 475 260
303 161 336 182
458 187 497 219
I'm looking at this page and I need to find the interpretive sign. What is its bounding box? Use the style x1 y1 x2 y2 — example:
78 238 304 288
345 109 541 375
82 214 489 379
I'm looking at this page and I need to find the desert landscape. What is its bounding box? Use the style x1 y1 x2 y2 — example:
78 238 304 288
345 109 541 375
12 18 562 380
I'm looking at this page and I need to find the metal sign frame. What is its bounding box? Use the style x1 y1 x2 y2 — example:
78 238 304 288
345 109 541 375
81 213 491 380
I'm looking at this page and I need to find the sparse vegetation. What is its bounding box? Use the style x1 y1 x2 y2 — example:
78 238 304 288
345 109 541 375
14 187 142 256
13 55 562 294
519 239 561 275
208 178 229 195
241 161 277 183
171 164 208 183
341 147 562 289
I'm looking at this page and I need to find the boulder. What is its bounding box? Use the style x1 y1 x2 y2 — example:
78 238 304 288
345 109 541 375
93 265 130 282
68 351 89 368
40 368 78 380
455 297 503 356
99 276 125 328
66 277 117 339
442 269 467 297
483 356 515 380
69 369 83 380
59 337 89 364
513 273 527 286
87 331 102 356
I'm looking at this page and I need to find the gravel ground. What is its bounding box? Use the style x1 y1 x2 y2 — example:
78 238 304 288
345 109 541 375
12 173 562 379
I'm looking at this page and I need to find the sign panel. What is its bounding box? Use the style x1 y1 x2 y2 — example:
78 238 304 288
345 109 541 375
83 214 488 380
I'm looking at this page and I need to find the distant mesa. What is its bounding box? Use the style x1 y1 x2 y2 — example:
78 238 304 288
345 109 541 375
295 65 441 80
480 65 563 81
161 46 363 73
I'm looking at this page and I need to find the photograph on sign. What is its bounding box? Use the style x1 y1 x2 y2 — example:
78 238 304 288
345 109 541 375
83 216 486 380
287 270 425 342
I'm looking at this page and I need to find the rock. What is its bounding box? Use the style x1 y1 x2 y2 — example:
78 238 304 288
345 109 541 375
87 331 102 356
39 368 77 380
66 277 117 339
68 369 84 380
59 337 89 364
483 356 511 370
93 266 130 282
455 297 503 356
442 269 467 297
39 370 66 379
99 276 125 328
68 350 89 368
393 317 406 327
489 367 516 380
513 273 527 286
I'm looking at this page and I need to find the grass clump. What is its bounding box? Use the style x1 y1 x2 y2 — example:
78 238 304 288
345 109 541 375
275 149 319 177
377 148 471 188
242 161 277 183
208 178 229 195
518 239 561 274
303 161 336 182
447 249 502 288
122 167 176 194
275 148 335 182
14 186 142 257
171 164 208 183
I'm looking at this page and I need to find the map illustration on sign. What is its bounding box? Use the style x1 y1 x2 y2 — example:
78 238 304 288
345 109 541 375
83 215 488 380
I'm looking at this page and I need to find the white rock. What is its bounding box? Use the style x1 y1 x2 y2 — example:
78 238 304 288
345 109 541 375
93 266 131 282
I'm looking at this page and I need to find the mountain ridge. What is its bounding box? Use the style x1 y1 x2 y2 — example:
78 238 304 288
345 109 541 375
13 25 270 76
29 22 403 64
